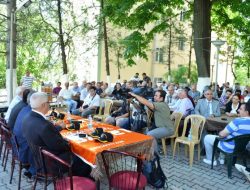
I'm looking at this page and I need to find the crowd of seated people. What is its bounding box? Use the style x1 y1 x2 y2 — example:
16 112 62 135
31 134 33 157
3 73 250 183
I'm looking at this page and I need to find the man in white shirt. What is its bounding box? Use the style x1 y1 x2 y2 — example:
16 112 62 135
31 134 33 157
130 73 140 82
5 86 25 122
72 86 100 118
165 85 178 107
169 89 194 117
58 82 77 112
80 82 91 101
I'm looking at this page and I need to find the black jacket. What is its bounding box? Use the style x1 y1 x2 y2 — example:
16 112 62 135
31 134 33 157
22 111 70 156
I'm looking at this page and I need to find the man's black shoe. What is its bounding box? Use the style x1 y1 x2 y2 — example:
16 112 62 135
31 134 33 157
23 171 32 179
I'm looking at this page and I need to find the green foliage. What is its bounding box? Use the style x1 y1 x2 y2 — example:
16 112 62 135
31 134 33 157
103 0 186 66
211 0 250 81
234 66 250 86
0 58 6 88
164 65 198 84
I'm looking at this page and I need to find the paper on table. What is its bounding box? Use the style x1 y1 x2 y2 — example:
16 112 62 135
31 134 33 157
65 134 87 143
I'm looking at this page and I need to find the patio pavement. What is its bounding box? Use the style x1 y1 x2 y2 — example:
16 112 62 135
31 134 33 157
0 144 249 190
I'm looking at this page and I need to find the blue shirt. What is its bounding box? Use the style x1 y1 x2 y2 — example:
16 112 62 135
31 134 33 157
219 117 250 153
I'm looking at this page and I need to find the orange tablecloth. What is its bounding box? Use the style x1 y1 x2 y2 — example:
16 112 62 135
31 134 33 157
60 119 154 167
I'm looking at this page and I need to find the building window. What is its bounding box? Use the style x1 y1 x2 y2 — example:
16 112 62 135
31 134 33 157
155 48 164 63
154 77 163 83
178 38 185 51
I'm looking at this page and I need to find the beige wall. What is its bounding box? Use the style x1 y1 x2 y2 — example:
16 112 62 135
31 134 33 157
98 19 196 83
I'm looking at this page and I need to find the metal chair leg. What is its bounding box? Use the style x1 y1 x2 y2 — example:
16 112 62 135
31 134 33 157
3 148 9 171
2 144 6 167
18 163 22 190
32 176 38 190
9 158 15 184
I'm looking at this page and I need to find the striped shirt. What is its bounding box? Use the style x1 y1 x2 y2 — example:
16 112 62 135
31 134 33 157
21 76 35 89
218 117 250 153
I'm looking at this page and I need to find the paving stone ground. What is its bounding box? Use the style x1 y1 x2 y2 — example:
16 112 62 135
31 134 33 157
0 144 249 190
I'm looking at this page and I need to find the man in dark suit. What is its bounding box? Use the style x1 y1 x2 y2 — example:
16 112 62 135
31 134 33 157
7 89 30 130
13 97 35 178
22 92 91 177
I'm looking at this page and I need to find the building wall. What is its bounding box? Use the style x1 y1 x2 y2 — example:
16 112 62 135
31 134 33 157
98 18 233 85
98 19 196 83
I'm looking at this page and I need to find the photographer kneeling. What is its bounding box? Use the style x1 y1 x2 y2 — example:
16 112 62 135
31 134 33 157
129 90 174 153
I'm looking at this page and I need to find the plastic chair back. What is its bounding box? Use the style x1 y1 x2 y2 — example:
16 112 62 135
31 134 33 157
227 134 250 154
103 99 113 115
182 115 206 141
0 124 12 148
172 112 183 137
40 148 73 190
101 150 146 190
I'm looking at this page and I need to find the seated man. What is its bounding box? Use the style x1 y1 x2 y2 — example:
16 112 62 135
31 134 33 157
52 82 62 96
22 92 91 177
80 82 91 101
188 84 201 103
95 82 103 95
72 86 100 118
7 89 30 131
5 86 25 123
219 89 233 107
105 98 130 129
195 89 221 118
164 85 178 107
203 102 250 165
169 89 194 117
100 82 112 98
58 82 77 112
129 90 174 153
13 91 36 178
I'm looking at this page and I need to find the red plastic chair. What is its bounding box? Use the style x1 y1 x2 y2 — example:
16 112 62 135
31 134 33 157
40 148 96 190
101 150 147 190
10 134 30 190
0 121 11 171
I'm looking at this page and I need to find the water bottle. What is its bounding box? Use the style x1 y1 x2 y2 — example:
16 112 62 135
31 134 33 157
88 115 93 129
188 128 192 141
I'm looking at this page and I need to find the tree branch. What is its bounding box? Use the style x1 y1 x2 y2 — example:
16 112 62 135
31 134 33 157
38 2 60 35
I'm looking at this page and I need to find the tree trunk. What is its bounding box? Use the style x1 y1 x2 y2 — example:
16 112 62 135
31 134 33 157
193 0 211 77
230 50 236 80
101 0 110 76
57 0 67 74
117 49 121 79
167 20 172 77
188 27 193 81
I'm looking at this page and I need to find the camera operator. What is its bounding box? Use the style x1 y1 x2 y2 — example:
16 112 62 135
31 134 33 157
104 93 131 129
129 90 174 153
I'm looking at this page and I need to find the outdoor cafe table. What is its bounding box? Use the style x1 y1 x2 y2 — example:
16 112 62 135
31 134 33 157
60 115 154 179
205 114 235 133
